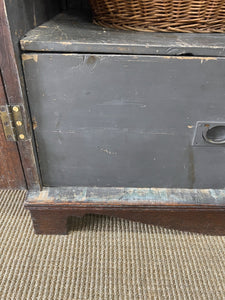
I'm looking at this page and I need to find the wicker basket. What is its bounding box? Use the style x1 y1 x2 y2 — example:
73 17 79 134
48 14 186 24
89 0 225 33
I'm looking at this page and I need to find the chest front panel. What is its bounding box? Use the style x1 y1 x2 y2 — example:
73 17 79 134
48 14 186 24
22 53 225 188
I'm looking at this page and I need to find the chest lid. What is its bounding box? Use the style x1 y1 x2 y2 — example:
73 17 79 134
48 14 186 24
20 11 225 56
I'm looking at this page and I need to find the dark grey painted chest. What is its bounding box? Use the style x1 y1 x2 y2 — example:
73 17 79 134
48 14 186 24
21 12 225 189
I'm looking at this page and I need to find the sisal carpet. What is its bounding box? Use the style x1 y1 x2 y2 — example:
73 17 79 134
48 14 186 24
0 190 225 300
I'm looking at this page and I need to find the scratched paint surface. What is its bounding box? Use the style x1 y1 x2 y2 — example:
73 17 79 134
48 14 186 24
28 187 225 206
20 12 225 57
22 53 225 188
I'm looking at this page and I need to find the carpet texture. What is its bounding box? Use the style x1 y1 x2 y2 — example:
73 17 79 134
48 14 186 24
0 190 225 300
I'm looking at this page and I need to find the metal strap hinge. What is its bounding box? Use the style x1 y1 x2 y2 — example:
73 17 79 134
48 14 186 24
0 105 29 141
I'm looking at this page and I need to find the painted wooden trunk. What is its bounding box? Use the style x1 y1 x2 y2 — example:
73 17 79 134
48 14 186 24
22 53 225 189
21 15 225 189
2 6 223 234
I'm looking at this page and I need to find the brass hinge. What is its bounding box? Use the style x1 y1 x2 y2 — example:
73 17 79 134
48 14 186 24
0 105 29 141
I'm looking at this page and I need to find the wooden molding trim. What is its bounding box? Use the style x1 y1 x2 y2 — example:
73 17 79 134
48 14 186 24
26 187 225 235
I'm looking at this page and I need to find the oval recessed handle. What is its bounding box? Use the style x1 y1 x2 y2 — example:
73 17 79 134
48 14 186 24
203 125 225 145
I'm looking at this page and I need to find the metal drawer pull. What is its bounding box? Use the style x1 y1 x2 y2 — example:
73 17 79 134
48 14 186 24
203 125 225 145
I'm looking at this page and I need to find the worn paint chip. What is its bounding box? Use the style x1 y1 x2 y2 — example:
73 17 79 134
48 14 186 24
163 56 217 61
60 41 72 45
22 54 38 63
100 148 117 155
32 117 38 130
35 190 54 202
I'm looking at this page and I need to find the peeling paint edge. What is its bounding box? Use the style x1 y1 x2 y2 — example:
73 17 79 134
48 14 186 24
22 53 38 63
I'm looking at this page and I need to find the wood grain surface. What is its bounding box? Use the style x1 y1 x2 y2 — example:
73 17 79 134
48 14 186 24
28 207 225 235
26 187 225 235
0 73 26 189
0 0 40 189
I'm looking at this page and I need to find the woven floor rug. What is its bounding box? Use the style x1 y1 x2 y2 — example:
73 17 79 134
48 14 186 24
0 189 225 300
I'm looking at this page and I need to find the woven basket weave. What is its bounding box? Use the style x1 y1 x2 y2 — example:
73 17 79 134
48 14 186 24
89 0 225 32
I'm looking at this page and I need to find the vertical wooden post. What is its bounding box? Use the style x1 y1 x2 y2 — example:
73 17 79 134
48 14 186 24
0 73 26 189
0 0 40 189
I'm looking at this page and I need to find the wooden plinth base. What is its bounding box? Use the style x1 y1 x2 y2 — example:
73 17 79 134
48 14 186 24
25 187 225 235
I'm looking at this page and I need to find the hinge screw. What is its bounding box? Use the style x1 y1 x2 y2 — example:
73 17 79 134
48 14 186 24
13 106 19 112
16 121 22 126
19 134 25 140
